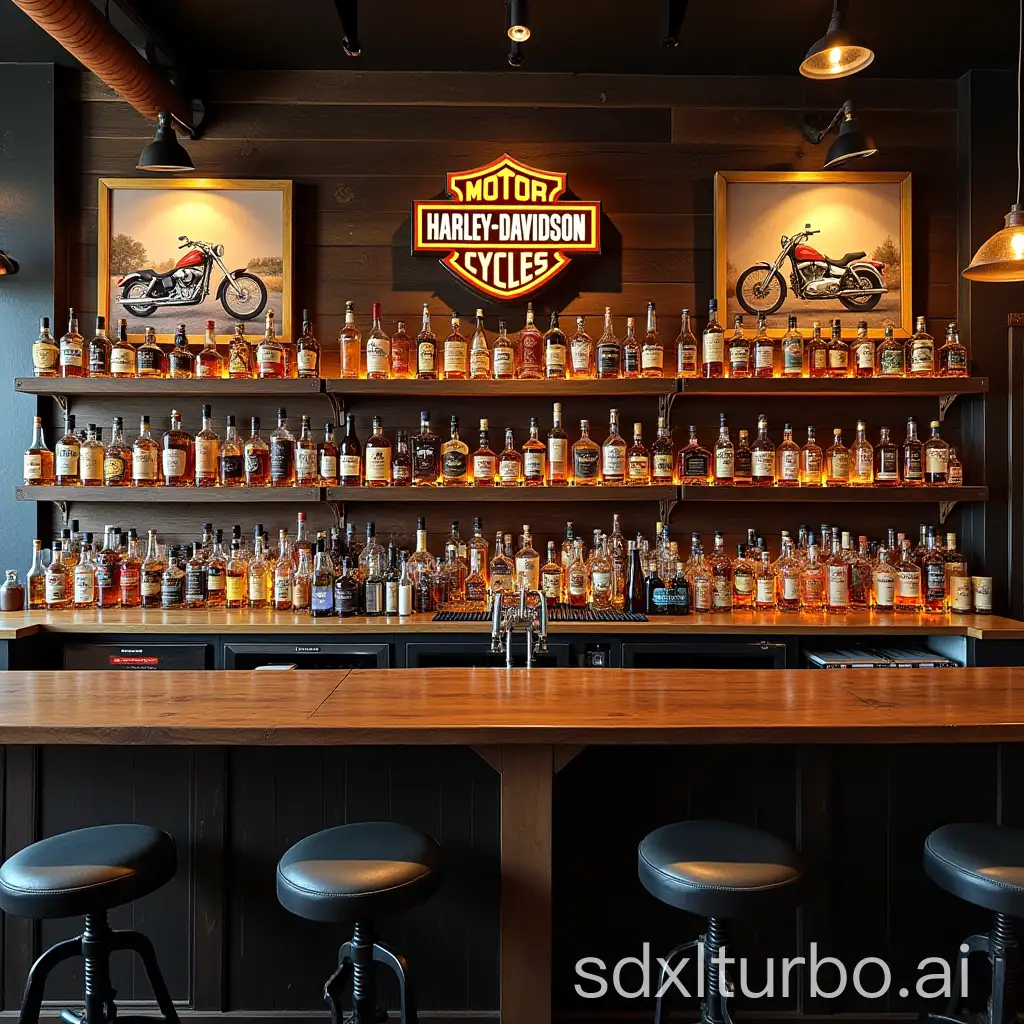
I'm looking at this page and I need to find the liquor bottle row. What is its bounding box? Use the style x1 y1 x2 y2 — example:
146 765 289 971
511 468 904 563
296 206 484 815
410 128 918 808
23 405 964 490
24 511 988 618
30 303 969 383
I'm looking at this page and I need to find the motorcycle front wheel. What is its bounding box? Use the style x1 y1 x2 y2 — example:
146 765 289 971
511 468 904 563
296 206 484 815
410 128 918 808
838 270 883 312
120 282 157 318
220 272 268 320
735 267 787 316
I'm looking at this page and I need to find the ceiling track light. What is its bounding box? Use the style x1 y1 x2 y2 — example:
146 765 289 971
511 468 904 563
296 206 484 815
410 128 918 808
662 0 690 48
801 100 878 168
137 111 195 172
506 0 530 43
800 0 875 80
333 0 362 57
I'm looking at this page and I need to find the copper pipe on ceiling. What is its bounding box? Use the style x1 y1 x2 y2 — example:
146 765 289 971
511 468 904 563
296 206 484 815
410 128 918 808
9 0 192 126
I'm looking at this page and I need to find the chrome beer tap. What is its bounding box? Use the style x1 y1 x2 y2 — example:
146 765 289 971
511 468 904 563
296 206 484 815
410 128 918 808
489 586 549 668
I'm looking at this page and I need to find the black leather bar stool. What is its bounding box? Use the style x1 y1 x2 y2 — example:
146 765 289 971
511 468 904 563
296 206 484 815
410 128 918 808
276 822 442 1024
923 823 1024 1024
0 824 179 1024
638 820 805 1024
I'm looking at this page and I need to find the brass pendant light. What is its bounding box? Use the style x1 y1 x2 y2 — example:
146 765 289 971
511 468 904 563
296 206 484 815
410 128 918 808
799 0 875 80
963 0 1024 281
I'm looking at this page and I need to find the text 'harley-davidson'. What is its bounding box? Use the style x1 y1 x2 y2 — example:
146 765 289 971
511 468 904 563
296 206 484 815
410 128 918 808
117 236 268 320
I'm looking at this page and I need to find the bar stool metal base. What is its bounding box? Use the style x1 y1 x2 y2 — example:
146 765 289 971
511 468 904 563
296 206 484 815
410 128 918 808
654 918 734 1024
323 921 415 1024
19 911 179 1024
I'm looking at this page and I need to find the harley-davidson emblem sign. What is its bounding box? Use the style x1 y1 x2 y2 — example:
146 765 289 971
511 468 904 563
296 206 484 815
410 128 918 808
411 154 601 301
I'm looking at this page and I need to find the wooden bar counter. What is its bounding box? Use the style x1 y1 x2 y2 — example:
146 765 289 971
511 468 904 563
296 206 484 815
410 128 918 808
0 666 1022 1024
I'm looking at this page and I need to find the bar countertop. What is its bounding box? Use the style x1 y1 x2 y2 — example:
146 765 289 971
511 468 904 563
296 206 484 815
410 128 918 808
0 608 1020 639
0 666 1023 744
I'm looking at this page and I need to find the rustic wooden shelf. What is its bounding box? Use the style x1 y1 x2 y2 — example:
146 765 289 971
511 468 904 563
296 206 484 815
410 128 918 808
676 376 988 397
678 485 988 502
325 378 678 397
325 485 677 503
15 377 323 396
15 486 323 503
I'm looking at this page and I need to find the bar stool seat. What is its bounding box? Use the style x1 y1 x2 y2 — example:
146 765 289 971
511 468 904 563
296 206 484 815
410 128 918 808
0 824 176 919
277 821 441 924
639 819 804 919
924 822 1024 916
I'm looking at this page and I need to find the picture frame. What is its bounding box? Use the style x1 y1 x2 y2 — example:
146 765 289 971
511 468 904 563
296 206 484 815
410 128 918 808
97 178 293 341
714 170 913 338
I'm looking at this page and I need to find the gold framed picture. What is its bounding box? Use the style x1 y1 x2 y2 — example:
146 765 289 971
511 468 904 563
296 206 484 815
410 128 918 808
714 170 912 337
97 178 293 341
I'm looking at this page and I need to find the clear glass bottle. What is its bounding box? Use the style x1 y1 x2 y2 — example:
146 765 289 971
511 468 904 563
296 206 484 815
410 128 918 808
799 539 824 611
732 543 756 610
596 306 621 379
826 428 850 486
713 413 734 485
750 413 775 486
902 417 924 485
517 303 544 379
677 425 711 486
906 315 935 376
850 419 874 485
23 415 55 486
160 546 185 610
675 308 698 378
733 429 752 486
544 309 567 379
215 415 243 487
59 308 85 378
389 320 411 380
228 323 253 379
339 413 361 486
776 539 802 612
54 413 81 486
441 314 468 381
515 525 541 592
755 550 777 610
294 309 321 379
621 317 640 378
877 325 905 376
472 419 496 487
183 542 208 610
938 321 968 377
87 315 111 377
780 315 804 377
469 309 491 380
650 416 674 485
874 426 900 485
752 312 777 378
339 300 361 379
79 423 104 486
826 318 849 377
32 316 59 377
707 531 733 612
492 318 515 380
311 538 336 617
540 541 563 607
873 547 897 612
641 301 664 378
825 529 851 613
26 540 46 609
777 423 800 487
626 422 650 486
243 415 270 487
415 303 437 380
294 415 318 486
547 403 569 485
257 309 285 379
73 537 97 609
895 539 922 611
702 298 724 378
852 320 874 377
569 316 594 378
361 415 390 487
924 420 950 484
441 414 469 486
566 539 588 607
601 409 627 485
161 409 194 487
489 532 514 601
920 527 947 612
727 315 749 378
193 404 219 487
313 421 338 486
522 416 546 486
498 427 523 486
191 319 221 379
246 534 269 610
571 420 599 486
365 301 390 380
807 321 827 377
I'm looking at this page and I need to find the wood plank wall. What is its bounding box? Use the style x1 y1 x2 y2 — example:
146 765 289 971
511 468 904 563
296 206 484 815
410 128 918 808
51 71 973 566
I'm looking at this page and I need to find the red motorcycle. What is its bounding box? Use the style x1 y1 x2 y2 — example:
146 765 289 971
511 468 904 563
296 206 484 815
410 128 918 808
735 223 887 316
117 235 268 320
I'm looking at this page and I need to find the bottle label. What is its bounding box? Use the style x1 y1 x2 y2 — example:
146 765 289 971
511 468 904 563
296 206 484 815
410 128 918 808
207 570 225 592
162 577 183 608
365 447 391 481
622 348 639 374
828 348 848 370
910 341 934 373
628 455 649 480
60 341 83 367
102 453 126 483
311 585 333 613
734 448 752 480
55 444 79 477
677 344 697 375
196 357 217 378
542 572 562 601
598 345 621 376
652 586 670 607
897 571 920 598
196 439 218 475
684 452 709 478
340 454 362 479
110 348 134 374
80 446 103 482
548 438 567 473
364 581 383 615
571 338 592 373
802 576 823 605
493 348 514 377
443 450 468 478
573 449 598 480
499 459 521 483
712 578 732 610
752 451 775 480
73 572 95 604
925 564 946 603
951 575 973 611
756 578 775 605
417 342 436 373
336 584 359 616
23 454 43 480
95 560 118 589
974 578 993 611
780 450 800 481
88 346 109 374
926 449 948 476
854 447 873 480
470 348 491 377
602 447 624 478
225 575 245 603
855 341 874 370
876 448 898 481
248 575 265 602
162 449 186 479
827 565 849 607
320 454 338 480
703 331 724 365
642 346 663 371
473 455 496 481
729 344 748 374
653 453 674 479
783 576 799 602
515 556 540 590
734 573 753 595
879 347 904 375
366 337 390 374
546 343 566 370
270 440 294 481
217 454 242 482
273 576 292 603
783 340 803 374
295 448 317 479
45 573 66 603
829 451 850 481
875 573 895 606
444 340 467 373
185 568 206 601
568 569 587 598
715 448 734 479
754 344 774 371
297 348 318 372
384 579 399 614
948 461 963 485
229 346 250 375
944 348 968 371
904 449 923 481
257 345 283 367
136 347 162 372
812 348 827 370
524 450 546 480
33 343 58 371
693 578 712 612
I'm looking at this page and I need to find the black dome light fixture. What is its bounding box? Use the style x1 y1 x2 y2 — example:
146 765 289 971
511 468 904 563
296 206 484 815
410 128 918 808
137 111 195 172
799 0 875 80
802 101 878 168
0 249 19 276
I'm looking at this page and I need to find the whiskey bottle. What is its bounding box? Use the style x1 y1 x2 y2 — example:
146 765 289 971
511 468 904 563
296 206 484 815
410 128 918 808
218 416 245 486
389 320 411 379
32 317 58 377
752 312 776 378
55 413 81 486
601 409 627 485
825 428 850 486
255 310 284 379
294 415 318 486
204 531 226 608
59 309 85 378
273 536 293 611
775 540 801 612
777 423 800 487
43 541 70 609
441 415 469 486
23 415 54 485
906 316 935 376
547 403 569 485
469 309 491 380
515 526 541 592
247 535 269 610
443 314 468 380
677 425 711 486
922 419 951 485
569 316 594 378
877 325 905 376
732 544 756 610
544 310 567 379
902 417 924 485
650 416 674 485
339 301 361 379
596 307 621 379
627 422 650 485
364 415 392 487
799 539 824 611
195 404 219 487
873 547 897 611
571 420 599 486
319 422 340 485
702 299 724 378
184 543 208 609
87 315 111 377
850 419 874 485
645 559 668 615
800 426 823 485
895 539 922 611
224 536 247 609
131 415 158 487
416 304 438 380
621 317 640 378
339 414 362 486
522 416 546 486
289 310 319 380
874 427 899 485
311 539 335 617
727 316 750 378
947 447 963 485
243 416 270 486
734 430 752 485
750 414 775 486
807 321 827 378
390 429 411 487
492 319 515 380
540 541 562 607
79 423 104 486
72 536 97 609
27 540 46 609
160 410 194 486
195 320 223 378
269 407 296 487
938 321 968 377
852 320 874 377
566 539 588 607
707 531 733 611
825 529 851 613
641 301 664 378
713 413 734 485
826 318 849 377
136 327 164 378
518 303 544 379
169 323 196 378
365 302 390 380
675 308 698 378
755 551 777 610
781 315 804 377
228 323 254 379
920 527 947 612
